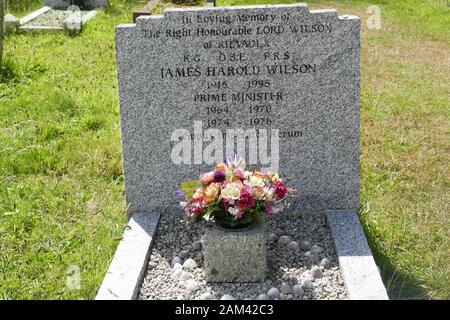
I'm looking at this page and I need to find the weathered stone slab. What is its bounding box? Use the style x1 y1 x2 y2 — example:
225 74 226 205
203 219 266 282
4 13 20 33
115 4 360 215
327 211 389 300
19 6 52 25
96 212 160 300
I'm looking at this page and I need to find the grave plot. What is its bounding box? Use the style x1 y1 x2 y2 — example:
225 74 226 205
139 211 347 300
96 4 389 300
5 1 103 35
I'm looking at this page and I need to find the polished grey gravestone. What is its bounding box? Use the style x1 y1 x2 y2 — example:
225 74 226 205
115 4 360 216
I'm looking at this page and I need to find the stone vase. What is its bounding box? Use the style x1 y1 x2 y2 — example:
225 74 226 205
203 218 267 282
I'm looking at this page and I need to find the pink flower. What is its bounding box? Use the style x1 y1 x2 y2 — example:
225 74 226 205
200 171 214 185
233 168 245 180
274 181 288 199
236 190 254 209
264 202 273 216
228 206 244 220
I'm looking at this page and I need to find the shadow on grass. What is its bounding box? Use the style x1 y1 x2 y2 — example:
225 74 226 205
360 216 430 300
0 55 46 85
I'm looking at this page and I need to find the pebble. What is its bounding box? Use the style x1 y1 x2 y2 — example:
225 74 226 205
256 294 271 300
220 294 235 300
267 287 280 299
311 266 324 279
300 240 312 251
199 292 213 300
179 250 189 259
278 235 291 245
320 257 331 267
302 279 314 289
172 269 191 281
292 284 304 297
193 241 202 251
280 283 291 294
310 245 323 254
268 233 279 242
304 251 311 258
173 263 183 271
185 279 200 292
171 256 182 267
287 241 299 251
183 258 197 270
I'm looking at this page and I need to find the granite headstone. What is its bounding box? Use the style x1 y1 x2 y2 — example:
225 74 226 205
115 4 360 215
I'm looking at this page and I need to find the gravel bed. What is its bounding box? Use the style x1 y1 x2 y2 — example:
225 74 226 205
138 210 347 300
24 10 89 28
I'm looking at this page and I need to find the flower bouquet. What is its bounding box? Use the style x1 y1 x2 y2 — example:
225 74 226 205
178 156 295 229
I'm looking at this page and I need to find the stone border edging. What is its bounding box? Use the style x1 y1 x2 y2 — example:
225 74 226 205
95 212 161 300
19 6 52 25
326 211 389 300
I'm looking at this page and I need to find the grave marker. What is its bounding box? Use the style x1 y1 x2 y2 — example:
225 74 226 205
115 4 360 215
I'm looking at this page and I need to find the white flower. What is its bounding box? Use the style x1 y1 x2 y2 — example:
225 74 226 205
221 183 241 200
248 175 265 188
264 187 275 201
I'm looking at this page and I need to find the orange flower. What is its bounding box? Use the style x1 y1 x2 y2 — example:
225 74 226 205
215 163 227 171
252 186 265 200
252 171 265 179
203 183 220 202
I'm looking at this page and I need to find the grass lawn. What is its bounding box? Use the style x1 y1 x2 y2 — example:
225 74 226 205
1 0 449 299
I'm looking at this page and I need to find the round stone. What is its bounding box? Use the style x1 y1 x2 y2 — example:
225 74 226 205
280 283 291 294
287 241 299 251
173 263 183 271
320 257 331 267
256 294 270 300
278 235 291 245
268 233 279 242
292 284 304 297
199 292 213 300
183 258 197 270
302 279 314 289
309 254 321 265
220 294 235 300
185 279 200 292
193 241 202 251
195 252 203 262
179 250 189 259
311 266 324 279
300 240 312 251
171 269 191 281
310 245 323 254
171 256 182 267
304 251 311 258
267 287 280 299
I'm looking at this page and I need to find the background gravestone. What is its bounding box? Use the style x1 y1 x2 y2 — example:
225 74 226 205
45 0 108 9
115 4 360 215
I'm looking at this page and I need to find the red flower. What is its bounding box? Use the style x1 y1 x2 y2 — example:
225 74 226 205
274 181 288 199
236 191 254 209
